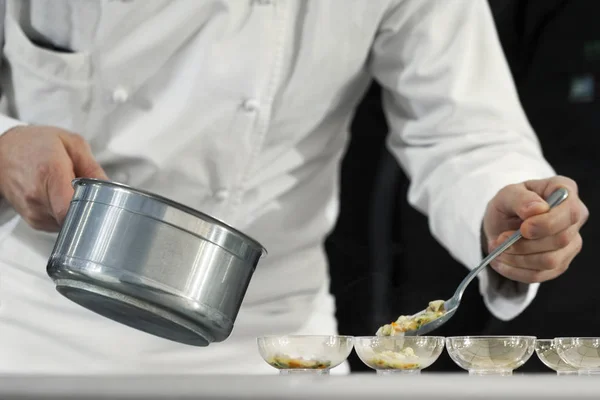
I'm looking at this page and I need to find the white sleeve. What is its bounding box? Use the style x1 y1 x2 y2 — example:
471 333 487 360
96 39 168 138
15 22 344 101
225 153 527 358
0 0 27 227
0 115 27 136
0 0 26 136
368 0 555 321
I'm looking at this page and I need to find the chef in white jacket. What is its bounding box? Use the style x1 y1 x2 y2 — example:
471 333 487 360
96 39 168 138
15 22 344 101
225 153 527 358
0 0 588 374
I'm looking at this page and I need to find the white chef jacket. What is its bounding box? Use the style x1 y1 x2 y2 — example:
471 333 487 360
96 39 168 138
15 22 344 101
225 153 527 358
0 0 555 374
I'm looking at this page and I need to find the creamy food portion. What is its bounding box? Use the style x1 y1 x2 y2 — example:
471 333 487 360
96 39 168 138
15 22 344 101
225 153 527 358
267 354 331 369
376 300 445 336
370 348 420 370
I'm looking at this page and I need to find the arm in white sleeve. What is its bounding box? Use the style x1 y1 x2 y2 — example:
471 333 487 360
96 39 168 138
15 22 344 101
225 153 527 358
368 0 556 320
0 0 25 136
0 115 27 136
0 0 27 223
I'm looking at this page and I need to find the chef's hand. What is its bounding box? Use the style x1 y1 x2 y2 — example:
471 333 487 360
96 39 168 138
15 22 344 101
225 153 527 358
482 176 588 284
0 125 107 231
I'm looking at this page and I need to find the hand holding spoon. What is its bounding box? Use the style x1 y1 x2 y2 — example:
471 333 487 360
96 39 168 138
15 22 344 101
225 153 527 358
382 187 570 337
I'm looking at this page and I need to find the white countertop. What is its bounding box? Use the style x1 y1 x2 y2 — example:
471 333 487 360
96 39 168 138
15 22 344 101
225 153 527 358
0 373 598 400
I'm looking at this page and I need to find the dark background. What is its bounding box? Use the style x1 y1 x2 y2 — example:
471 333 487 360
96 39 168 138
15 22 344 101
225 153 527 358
326 0 600 373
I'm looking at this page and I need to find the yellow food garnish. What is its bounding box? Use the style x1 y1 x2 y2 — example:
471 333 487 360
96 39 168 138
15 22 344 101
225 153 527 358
267 354 331 370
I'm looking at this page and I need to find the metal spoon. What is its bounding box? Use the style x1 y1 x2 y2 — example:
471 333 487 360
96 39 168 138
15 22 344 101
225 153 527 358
403 187 570 336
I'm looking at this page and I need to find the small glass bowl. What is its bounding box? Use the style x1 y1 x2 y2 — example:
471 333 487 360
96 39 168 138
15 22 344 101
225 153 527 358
535 339 578 375
354 336 445 375
446 336 536 376
554 337 600 375
257 335 354 375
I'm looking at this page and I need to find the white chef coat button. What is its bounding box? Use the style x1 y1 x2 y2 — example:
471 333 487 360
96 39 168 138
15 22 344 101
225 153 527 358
241 98 260 113
214 189 230 201
112 86 130 104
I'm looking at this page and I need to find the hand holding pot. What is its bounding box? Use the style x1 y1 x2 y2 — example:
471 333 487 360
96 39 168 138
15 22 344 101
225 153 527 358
0 125 108 231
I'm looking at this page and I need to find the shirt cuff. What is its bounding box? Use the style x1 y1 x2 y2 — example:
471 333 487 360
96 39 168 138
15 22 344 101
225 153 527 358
0 114 27 136
478 267 540 321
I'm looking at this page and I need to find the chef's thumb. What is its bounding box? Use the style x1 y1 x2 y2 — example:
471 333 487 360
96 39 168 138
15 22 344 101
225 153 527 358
46 161 77 226
48 133 108 225
61 133 109 180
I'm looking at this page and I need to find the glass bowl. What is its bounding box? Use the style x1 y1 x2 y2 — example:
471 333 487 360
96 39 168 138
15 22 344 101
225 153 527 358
446 336 536 376
257 335 354 375
554 337 600 375
354 336 445 375
535 339 578 375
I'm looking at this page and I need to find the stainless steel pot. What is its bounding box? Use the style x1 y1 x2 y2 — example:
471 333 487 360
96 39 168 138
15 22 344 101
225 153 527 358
47 178 266 346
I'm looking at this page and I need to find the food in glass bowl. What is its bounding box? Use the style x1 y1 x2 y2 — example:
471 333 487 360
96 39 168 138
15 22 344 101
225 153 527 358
257 335 353 375
376 300 445 336
355 336 445 375
370 348 420 370
266 354 331 370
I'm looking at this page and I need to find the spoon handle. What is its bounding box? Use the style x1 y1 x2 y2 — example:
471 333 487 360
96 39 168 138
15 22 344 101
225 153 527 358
453 187 570 302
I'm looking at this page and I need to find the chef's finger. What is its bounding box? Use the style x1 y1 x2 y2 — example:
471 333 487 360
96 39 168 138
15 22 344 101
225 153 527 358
494 225 580 255
22 209 60 232
490 261 567 284
493 183 550 222
18 181 61 231
523 175 579 200
491 232 582 273
520 197 586 240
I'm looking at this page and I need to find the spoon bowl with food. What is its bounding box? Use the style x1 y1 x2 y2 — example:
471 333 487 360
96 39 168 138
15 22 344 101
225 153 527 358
376 300 448 337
